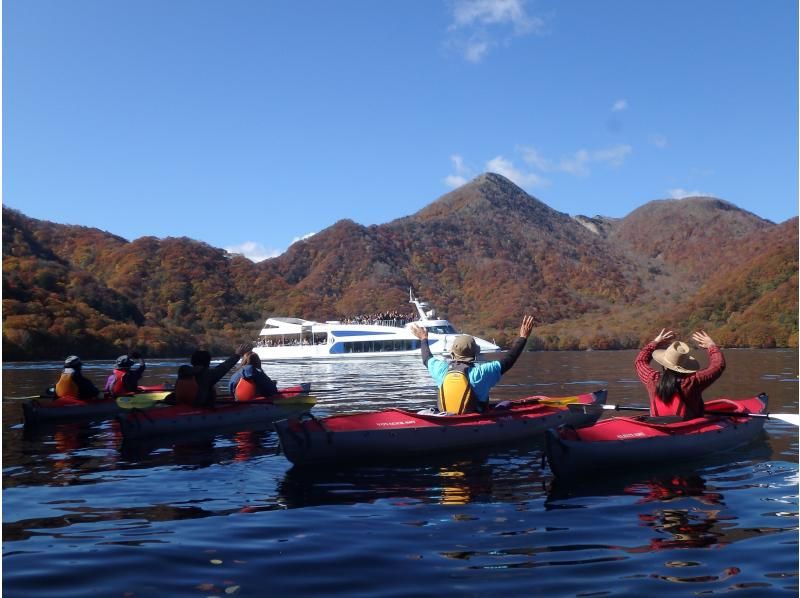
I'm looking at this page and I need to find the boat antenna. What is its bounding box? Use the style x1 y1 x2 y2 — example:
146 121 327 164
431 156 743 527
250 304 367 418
409 287 429 321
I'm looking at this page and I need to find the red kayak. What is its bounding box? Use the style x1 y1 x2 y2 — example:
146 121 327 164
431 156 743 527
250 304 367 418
545 394 769 479
116 384 315 440
275 390 607 467
22 385 171 424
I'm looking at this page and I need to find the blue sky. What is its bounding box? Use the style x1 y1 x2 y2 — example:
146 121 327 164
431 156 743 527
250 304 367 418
5 1 798 261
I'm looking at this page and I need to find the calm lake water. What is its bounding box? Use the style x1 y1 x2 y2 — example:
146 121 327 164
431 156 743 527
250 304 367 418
3 350 798 596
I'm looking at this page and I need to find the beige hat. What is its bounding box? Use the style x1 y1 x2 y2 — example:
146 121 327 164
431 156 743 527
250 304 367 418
451 335 479 363
652 341 700 374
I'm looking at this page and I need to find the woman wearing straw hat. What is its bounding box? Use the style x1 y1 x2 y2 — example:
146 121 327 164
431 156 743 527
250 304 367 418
634 329 726 419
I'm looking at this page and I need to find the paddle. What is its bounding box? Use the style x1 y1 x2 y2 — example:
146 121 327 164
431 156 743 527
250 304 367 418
5 395 48 401
117 394 317 410
115 391 175 409
567 403 800 426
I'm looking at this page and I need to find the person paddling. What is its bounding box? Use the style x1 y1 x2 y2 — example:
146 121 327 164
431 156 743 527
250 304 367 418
410 315 535 414
635 329 726 420
173 344 252 407
229 352 278 400
104 352 146 397
54 356 101 400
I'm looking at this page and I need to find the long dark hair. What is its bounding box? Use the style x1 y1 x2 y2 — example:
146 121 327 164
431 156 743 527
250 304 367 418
656 368 685 402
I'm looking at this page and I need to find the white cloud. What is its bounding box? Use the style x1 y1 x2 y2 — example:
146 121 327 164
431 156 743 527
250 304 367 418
612 99 628 112
225 241 282 262
444 154 474 187
464 39 491 62
486 155 548 187
521 143 632 176
290 232 316 244
447 0 545 62
520 146 553 171
649 133 668 148
445 175 469 188
668 188 707 199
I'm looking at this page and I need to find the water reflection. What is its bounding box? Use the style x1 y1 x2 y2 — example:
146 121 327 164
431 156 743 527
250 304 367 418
276 450 548 509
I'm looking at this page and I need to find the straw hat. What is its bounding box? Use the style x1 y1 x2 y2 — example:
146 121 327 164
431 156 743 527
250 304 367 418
652 341 700 374
451 335 480 363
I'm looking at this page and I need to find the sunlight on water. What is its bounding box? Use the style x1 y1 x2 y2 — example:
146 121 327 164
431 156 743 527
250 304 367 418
3 351 798 596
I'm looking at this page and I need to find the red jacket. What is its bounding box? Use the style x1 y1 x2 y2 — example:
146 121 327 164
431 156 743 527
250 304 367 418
635 342 726 419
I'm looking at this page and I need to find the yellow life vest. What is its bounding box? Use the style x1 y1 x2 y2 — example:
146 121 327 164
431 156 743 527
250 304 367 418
438 362 478 414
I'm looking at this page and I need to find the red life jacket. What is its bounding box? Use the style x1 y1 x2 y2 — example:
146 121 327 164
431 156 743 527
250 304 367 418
234 377 258 401
109 369 127 396
650 392 701 419
174 378 199 405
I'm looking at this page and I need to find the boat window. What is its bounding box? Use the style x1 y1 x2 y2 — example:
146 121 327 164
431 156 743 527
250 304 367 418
341 339 421 353
426 325 457 335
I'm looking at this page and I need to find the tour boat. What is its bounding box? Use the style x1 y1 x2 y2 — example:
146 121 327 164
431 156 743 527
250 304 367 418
251 289 501 361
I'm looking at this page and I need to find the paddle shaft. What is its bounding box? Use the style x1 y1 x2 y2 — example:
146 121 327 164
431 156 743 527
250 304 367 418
571 403 796 423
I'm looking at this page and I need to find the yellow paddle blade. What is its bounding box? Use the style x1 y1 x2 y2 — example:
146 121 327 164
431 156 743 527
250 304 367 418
286 395 317 407
532 395 583 405
116 391 172 409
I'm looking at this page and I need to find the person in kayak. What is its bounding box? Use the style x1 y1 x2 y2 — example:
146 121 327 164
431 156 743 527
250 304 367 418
174 344 253 407
229 352 278 400
410 315 535 414
103 352 147 397
635 329 726 419
54 355 101 400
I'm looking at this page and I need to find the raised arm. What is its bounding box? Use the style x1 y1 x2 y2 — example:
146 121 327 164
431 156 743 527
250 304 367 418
635 329 675 383
498 315 535 374
690 330 726 385
409 324 432 366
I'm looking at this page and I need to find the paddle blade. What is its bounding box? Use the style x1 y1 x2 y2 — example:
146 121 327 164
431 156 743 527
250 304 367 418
771 413 800 426
281 395 317 407
116 391 172 409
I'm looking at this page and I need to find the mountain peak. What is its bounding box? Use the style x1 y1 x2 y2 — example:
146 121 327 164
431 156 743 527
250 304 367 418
409 172 561 223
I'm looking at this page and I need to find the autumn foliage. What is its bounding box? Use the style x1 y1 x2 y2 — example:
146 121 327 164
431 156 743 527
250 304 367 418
3 173 797 360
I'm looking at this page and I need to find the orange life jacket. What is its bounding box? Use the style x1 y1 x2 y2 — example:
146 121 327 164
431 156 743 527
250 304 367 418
234 377 258 401
174 377 199 406
55 372 80 399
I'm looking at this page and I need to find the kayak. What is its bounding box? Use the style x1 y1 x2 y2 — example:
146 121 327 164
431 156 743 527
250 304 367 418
117 387 316 440
22 385 171 424
544 394 769 479
275 390 607 467
23 383 311 425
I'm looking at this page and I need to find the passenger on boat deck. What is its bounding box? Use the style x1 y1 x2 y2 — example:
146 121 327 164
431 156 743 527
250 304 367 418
635 329 726 420
54 355 102 400
174 344 253 407
410 315 535 415
103 351 147 397
229 352 278 400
